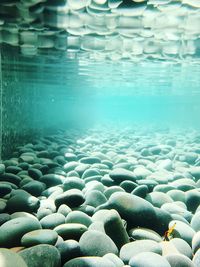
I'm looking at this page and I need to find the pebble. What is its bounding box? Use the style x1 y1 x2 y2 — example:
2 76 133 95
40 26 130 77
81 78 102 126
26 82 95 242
40 213 66 229
165 254 195 267
54 223 87 240
0 248 27 267
107 192 157 229
55 189 85 208
19 244 61 267
129 252 171 267
6 191 40 213
120 240 162 264
65 210 92 227
109 168 137 183
21 229 58 246
63 256 115 267
56 239 81 264
0 217 41 247
79 230 118 256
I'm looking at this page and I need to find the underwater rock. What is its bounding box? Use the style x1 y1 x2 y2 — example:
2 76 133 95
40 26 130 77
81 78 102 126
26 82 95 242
55 189 85 208
6 191 40 213
92 209 129 249
169 238 193 259
28 168 43 180
54 223 87 241
79 230 118 256
192 231 200 254
39 174 65 187
65 210 93 227
0 173 21 186
145 191 173 208
63 177 85 191
0 183 12 197
84 190 107 208
129 252 171 267
21 229 58 247
56 239 81 264
132 185 149 198
0 248 27 267
0 217 41 247
21 180 46 196
120 180 137 193
129 227 162 242
0 213 11 226
40 213 66 229
19 244 61 267
63 256 116 267
165 254 195 267
191 211 200 231
109 168 137 183
168 220 196 245
103 253 124 267
120 240 162 264
106 191 157 229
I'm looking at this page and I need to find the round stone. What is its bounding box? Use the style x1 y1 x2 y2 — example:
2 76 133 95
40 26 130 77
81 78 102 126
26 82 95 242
0 217 41 247
129 252 171 267
107 192 157 229
19 244 61 267
0 173 21 186
63 177 85 191
84 190 107 208
54 223 87 241
63 256 115 267
0 248 27 267
109 168 136 183
129 227 162 242
39 174 64 187
40 213 65 229
65 211 92 227
55 189 85 208
6 191 40 213
21 180 46 196
79 230 118 256
192 231 200 254
0 183 12 197
56 239 81 264
120 240 162 264
21 229 58 246
165 254 195 267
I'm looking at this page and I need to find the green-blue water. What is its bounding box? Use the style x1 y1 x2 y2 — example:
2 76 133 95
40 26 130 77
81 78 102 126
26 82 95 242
1 45 200 158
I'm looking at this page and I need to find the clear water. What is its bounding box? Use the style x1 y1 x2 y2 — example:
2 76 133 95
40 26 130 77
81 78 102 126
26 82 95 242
0 45 200 158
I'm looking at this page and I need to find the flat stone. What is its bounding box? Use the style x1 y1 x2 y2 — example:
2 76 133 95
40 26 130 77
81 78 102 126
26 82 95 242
54 223 87 241
56 239 81 264
21 180 46 196
120 240 162 264
165 254 195 267
0 173 21 186
63 256 115 267
192 231 200 254
109 168 137 183
55 189 85 208
65 211 92 227
79 230 118 256
39 174 65 187
129 227 162 242
129 252 171 267
40 213 66 229
0 248 27 267
6 191 40 213
21 229 58 247
19 244 61 267
0 217 41 247
107 192 157 229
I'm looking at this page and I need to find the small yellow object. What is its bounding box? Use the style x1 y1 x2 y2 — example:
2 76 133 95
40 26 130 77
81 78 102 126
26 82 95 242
163 223 176 241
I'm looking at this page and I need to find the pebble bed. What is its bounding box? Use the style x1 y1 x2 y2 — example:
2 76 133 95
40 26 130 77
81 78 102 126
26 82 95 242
1 127 200 267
